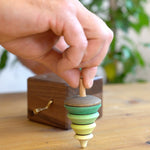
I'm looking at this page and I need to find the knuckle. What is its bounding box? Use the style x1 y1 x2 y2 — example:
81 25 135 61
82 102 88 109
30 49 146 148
98 28 114 44
77 39 88 50
94 18 114 43
107 29 114 43
62 0 76 14
67 3 76 13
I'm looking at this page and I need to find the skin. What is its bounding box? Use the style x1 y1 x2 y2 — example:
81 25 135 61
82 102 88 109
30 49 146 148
0 0 113 88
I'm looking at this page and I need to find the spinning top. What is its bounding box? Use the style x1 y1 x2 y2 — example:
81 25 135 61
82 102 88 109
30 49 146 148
64 79 101 148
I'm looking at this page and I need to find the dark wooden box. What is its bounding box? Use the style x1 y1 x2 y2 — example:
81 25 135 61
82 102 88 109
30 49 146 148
27 73 103 130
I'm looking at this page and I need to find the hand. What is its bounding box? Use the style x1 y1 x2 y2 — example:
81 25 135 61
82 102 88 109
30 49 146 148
0 0 113 88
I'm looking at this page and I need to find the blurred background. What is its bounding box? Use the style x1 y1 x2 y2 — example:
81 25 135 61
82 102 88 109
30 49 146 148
0 0 150 93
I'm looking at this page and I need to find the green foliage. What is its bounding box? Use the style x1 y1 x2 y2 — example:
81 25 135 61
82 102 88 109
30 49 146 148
0 49 8 70
80 0 149 83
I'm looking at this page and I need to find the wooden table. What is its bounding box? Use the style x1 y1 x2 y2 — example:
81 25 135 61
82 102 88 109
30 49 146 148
0 83 150 150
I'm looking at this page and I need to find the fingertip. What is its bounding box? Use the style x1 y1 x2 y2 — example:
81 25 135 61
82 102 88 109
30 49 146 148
82 67 97 89
82 77 93 89
87 78 94 89
60 69 80 88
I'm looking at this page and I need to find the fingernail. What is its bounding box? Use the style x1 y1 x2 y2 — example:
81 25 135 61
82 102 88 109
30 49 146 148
88 79 93 88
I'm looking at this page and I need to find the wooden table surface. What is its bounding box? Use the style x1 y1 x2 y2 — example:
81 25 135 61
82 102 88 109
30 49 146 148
0 83 150 150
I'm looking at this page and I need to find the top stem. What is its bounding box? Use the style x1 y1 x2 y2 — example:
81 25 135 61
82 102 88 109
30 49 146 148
79 78 86 97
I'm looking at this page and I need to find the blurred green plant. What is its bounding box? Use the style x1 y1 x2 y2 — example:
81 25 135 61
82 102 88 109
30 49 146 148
80 0 149 83
0 49 8 71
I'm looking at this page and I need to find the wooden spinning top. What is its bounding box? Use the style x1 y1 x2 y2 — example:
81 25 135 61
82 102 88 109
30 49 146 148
64 79 101 148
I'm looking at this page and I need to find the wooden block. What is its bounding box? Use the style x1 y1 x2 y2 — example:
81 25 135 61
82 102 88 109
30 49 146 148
27 73 103 130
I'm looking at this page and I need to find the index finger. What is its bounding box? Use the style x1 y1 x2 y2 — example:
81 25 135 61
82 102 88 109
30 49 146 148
57 14 88 73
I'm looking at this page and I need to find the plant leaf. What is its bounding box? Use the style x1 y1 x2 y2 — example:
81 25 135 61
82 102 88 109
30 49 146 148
0 50 8 70
133 50 145 67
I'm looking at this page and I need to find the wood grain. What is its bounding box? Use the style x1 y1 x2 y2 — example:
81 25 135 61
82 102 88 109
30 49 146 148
79 79 86 97
1 83 150 150
64 95 101 107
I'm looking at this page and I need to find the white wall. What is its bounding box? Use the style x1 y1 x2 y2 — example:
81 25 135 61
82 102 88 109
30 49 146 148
0 49 34 93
